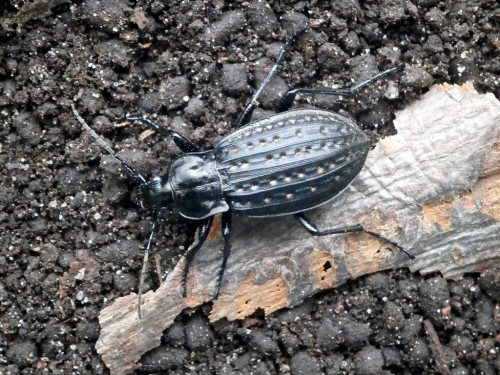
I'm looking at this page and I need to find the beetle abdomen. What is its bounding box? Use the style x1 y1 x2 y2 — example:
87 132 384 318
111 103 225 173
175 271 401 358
215 109 370 217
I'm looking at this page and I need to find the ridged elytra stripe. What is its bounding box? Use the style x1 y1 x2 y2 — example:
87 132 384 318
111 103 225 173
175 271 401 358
215 109 370 217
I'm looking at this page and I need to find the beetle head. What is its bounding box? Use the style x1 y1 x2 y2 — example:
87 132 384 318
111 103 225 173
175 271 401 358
134 176 174 212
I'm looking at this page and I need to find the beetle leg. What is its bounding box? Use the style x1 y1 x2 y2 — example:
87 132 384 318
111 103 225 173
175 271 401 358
235 23 308 128
295 212 364 236
214 211 232 298
182 216 214 297
137 211 158 318
276 64 405 113
295 212 415 259
127 116 200 153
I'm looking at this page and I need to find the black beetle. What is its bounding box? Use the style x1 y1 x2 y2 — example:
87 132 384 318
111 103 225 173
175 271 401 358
72 24 414 316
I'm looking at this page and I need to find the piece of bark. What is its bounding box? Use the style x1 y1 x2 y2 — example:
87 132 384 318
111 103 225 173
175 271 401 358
96 83 500 375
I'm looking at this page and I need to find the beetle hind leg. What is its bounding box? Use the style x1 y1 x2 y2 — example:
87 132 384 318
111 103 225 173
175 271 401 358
295 212 414 259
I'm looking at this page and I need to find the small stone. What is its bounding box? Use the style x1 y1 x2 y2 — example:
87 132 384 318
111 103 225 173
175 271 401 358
159 76 190 110
317 43 350 72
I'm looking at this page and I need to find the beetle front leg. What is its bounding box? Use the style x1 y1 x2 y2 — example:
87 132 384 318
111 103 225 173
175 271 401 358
182 216 214 297
127 116 200 153
295 212 414 259
213 211 232 298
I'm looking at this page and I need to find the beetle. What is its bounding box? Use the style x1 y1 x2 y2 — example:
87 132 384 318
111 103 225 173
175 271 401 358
72 24 414 316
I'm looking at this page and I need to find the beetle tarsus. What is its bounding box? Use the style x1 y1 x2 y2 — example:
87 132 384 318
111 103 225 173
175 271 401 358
212 270 223 299
364 229 416 260
349 64 405 92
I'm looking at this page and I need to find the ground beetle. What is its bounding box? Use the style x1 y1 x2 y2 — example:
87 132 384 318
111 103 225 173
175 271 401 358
72 24 414 316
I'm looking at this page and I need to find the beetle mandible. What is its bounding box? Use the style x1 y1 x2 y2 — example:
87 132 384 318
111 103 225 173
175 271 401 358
72 24 414 316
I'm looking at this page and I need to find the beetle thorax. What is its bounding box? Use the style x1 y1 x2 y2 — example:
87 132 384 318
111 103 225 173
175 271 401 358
169 152 229 220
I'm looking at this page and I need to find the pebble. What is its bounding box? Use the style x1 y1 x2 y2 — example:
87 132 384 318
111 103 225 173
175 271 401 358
401 65 434 90
203 11 245 45
317 43 350 72
249 328 279 355
14 112 42 145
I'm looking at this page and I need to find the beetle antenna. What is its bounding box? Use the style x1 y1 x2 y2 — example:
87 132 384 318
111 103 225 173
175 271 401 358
235 23 308 127
71 104 148 185
137 212 158 318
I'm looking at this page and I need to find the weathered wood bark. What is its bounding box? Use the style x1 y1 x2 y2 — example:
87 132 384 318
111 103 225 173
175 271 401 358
96 83 500 375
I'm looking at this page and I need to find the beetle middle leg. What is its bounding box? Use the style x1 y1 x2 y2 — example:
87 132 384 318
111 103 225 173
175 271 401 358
182 211 232 299
276 64 404 113
295 212 415 259
182 216 214 297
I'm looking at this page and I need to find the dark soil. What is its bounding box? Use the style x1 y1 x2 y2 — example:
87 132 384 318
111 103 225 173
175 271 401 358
1 1 499 374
